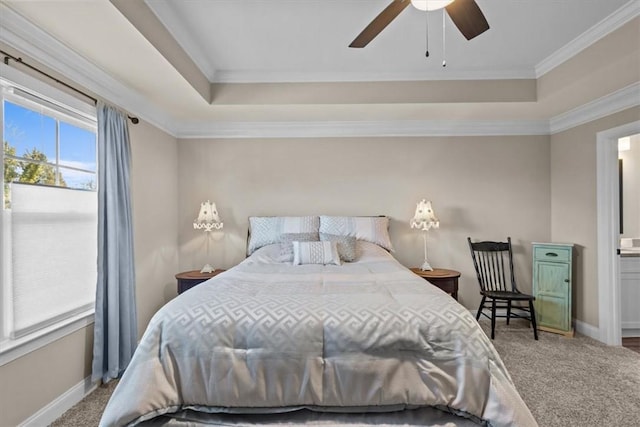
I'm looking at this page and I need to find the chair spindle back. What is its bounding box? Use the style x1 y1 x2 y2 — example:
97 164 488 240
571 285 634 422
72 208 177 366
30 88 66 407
467 237 516 293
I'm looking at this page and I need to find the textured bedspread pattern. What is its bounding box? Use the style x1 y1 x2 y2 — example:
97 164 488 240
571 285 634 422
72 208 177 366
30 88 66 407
100 243 537 426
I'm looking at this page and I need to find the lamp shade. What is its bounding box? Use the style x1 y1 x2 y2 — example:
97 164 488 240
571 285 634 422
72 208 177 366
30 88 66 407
411 0 455 11
410 199 439 231
193 200 223 232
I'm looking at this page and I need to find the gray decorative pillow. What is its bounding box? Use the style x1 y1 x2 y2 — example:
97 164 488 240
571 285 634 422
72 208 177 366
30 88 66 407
319 216 393 252
247 216 320 255
320 232 357 262
278 232 319 262
292 241 340 266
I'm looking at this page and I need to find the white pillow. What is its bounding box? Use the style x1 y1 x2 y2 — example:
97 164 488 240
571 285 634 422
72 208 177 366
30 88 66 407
292 241 341 266
319 216 393 252
247 216 319 255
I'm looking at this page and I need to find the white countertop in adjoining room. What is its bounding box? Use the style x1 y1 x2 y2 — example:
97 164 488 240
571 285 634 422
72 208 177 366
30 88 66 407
620 238 640 257
621 249 640 258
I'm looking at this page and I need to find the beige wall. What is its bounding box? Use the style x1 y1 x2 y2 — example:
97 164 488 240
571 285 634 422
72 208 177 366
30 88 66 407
620 134 640 239
537 17 640 118
550 107 640 327
0 120 179 426
178 135 551 311
0 8 636 426
129 120 180 337
0 326 93 427
540 16 639 328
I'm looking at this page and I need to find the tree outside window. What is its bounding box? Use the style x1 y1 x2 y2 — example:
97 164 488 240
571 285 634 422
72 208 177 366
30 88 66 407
3 100 96 208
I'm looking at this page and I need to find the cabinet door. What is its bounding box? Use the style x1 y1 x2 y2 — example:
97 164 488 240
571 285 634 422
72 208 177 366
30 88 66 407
620 258 640 328
534 261 570 331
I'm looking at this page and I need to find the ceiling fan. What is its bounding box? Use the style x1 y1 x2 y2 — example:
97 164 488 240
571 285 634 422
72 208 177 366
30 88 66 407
349 0 490 48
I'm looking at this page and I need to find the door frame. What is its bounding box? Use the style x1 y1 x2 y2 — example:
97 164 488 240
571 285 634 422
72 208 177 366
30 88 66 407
597 120 639 345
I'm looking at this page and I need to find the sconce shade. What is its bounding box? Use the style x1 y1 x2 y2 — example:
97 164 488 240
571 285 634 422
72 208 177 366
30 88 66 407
193 200 223 232
411 199 440 231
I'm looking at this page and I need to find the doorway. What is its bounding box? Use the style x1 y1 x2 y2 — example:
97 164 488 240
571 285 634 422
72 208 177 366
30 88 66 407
618 133 640 352
596 121 640 346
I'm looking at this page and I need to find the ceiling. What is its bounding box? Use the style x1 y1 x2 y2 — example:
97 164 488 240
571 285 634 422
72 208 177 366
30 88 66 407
0 0 636 136
145 0 628 82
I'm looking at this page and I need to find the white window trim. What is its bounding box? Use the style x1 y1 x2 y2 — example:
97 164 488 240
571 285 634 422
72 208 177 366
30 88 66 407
0 63 96 119
0 310 94 366
0 62 97 366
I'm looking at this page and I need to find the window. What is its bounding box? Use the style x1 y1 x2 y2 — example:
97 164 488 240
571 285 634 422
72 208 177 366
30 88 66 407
0 69 97 364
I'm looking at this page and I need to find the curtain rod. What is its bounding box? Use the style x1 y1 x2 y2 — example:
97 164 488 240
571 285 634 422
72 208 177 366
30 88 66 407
1 49 139 124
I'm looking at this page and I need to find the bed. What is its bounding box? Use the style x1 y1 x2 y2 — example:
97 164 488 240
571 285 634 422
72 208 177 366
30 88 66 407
99 216 537 427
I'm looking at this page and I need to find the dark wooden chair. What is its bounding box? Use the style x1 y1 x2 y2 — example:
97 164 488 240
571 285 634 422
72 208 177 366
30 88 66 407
467 237 538 340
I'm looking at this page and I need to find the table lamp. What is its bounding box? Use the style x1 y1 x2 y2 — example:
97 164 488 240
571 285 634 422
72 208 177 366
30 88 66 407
410 199 439 271
193 200 223 273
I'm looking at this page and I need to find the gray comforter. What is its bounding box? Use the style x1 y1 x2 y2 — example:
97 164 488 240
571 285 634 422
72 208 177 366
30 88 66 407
100 242 537 427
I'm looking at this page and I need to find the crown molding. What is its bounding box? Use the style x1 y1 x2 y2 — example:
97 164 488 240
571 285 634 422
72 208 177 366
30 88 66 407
549 82 640 134
175 119 550 139
0 3 178 137
212 68 536 84
1 2 635 141
144 0 217 81
179 81 639 137
535 0 640 78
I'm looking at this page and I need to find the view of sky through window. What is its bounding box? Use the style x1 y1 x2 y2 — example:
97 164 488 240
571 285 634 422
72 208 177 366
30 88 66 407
3 100 96 193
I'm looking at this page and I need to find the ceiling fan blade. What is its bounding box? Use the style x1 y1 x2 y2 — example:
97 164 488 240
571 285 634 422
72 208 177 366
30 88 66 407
445 0 490 41
349 0 411 48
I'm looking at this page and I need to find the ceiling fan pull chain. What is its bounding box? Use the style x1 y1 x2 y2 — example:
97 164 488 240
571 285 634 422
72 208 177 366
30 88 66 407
442 9 447 67
425 7 430 57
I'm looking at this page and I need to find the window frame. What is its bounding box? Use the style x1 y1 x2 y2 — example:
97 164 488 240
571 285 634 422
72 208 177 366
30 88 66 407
4 86 97 189
0 63 98 366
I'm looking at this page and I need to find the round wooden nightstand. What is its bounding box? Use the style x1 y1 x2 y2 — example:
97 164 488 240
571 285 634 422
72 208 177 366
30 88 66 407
175 269 224 294
410 268 461 300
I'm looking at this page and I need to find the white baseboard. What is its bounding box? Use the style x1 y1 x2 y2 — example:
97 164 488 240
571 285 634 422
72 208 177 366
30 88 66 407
18 376 97 427
622 328 640 338
575 319 600 341
469 308 605 343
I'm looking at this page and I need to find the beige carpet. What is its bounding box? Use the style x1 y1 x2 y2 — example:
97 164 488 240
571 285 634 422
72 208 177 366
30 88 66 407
480 320 640 427
51 320 640 426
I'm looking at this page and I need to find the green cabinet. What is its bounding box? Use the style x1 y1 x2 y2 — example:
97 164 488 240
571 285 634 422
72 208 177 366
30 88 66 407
532 243 574 336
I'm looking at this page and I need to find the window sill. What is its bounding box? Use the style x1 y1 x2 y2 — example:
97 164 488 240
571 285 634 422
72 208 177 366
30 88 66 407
0 310 94 366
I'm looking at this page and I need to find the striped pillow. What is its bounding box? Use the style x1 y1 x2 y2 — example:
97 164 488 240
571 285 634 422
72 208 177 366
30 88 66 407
278 232 320 262
319 216 393 252
292 241 341 266
247 216 319 255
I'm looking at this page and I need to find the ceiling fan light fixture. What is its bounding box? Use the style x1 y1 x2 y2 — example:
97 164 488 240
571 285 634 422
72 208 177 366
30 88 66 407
410 0 455 12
